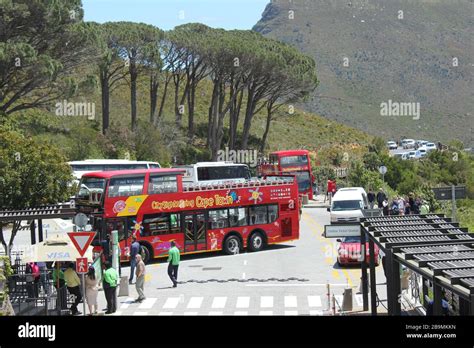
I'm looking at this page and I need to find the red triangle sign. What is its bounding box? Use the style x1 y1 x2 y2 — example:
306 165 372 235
68 232 96 257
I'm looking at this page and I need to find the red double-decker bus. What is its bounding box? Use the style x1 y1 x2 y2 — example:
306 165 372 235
75 168 299 263
258 150 314 200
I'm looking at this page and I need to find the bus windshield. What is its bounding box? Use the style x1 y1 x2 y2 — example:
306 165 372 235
197 166 251 181
280 155 308 167
77 177 106 200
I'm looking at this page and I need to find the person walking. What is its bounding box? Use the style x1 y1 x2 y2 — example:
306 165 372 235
129 236 140 284
85 266 99 315
397 196 405 216
420 199 430 215
135 254 146 302
103 262 118 314
64 262 82 315
367 189 375 209
52 262 67 311
167 241 180 288
376 188 386 209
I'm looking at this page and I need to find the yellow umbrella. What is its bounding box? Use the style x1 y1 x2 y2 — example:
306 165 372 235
22 233 93 263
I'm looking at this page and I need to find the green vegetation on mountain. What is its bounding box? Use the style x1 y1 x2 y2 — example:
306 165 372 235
253 0 473 147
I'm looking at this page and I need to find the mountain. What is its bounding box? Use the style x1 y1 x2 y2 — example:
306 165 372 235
253 0 473 146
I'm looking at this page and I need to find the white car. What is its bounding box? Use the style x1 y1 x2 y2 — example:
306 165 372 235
415 140 428 149
387 141 398 150
402 139 416 149
425 142 437 152
408 151 417 159
417 148 427 157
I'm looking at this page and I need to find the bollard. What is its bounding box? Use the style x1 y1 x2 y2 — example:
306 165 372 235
332 294 336 315
302 194 309 205
326 283 331 311
118 276 129 297
342 287 353 312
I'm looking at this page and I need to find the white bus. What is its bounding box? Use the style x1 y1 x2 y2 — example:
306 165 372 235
68 159 161 181
177 162 251 187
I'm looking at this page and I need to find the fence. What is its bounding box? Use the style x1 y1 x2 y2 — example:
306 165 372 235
8 253 74 316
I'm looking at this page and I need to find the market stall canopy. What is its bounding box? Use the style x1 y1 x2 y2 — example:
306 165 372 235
22 234 93 263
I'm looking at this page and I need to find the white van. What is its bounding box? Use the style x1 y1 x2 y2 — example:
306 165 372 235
329 188 368 224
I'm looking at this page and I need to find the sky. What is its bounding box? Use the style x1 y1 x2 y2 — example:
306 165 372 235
82 0 269 30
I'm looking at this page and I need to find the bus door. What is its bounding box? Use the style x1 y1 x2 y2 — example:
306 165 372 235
183 212 207 252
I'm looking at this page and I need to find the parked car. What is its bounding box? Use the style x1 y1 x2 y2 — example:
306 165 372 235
386 141 398 150
425 142 437 152
417 148 427 158
336 236 380 266
402 139 416 149
408 151 417 159
415 140 428 149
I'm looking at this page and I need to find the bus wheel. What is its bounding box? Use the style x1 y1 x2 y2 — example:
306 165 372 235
223 235 241 255
140 244 152 264
248 232 265 252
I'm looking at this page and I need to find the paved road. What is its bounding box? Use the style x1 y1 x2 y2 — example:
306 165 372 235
95 207 387 316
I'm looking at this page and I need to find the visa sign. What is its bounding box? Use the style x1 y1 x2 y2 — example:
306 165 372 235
47 252 71 260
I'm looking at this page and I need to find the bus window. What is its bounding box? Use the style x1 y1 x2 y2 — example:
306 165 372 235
249 206 267 225
108 175 145 197
197 166 250 181
148 175 178 194
169 213 180 233
229 207 247 227
148 163 161 169
268 204 278 222
280 155 308 167
208 209 229 229
143 213 170 236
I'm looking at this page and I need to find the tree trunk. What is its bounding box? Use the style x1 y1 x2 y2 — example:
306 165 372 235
174 75 181 128
149 73 159 124
229 88 243 150
241 87 256 150
207 80 219 148
130 62 138 132
157 76 170 123
100 72 110 135
187 84 195 139
260 101 273 153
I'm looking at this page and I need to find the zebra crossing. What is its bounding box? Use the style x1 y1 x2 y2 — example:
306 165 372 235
113 293 365 316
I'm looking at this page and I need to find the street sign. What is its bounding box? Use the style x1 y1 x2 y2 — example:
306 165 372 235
324 224 360 238
68 232 96 257
378 166 387 175
432 186 466 200
74 213 88 229
76 257 88 274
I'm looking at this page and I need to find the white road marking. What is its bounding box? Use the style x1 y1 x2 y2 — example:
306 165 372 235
309 310 324 316
187 297 204 309
158 312 173 315
259 311 273 315
120 297 135 309
242 272 246 279
260 296 274 308
132 312 148 315
284 296 297 308
163 297 180 309
211 297 227 309
138 298 157 309
113 311 122 315
308 295 322 307
234 311 248 316
236 296 250 309
208 311 223 315
243 260 247 265
246 283 349 287
183 312 198 316
284 310 298 315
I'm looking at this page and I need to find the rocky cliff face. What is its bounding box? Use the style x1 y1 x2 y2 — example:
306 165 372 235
253 0 473 146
